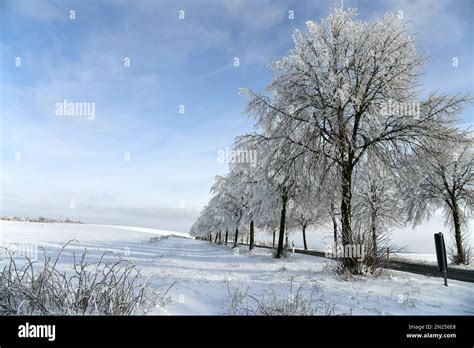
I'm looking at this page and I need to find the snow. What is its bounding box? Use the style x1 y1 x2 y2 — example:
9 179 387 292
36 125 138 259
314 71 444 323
393 253 438 264
1 220 473 315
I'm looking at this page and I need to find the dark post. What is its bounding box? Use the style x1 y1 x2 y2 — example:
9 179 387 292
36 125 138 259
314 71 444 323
434 232 448 286
249 220 254 251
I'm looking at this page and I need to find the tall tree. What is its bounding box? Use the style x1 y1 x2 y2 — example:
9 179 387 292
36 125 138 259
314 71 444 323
352 152 404 267
404 140 473 264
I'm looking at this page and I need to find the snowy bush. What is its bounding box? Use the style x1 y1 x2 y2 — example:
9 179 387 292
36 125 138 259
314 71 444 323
448 243 472 265
225 280 338 315
0 241 167 315
446 232 472 265
150 235 171 244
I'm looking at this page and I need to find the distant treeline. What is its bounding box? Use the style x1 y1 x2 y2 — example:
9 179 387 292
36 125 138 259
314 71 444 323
1 216 83 224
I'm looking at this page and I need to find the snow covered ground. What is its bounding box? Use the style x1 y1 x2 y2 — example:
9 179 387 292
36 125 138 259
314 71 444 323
1 221 473 315
392 253 438 264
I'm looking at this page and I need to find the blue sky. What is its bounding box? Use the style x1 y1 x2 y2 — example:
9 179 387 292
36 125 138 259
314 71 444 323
1 0 473 232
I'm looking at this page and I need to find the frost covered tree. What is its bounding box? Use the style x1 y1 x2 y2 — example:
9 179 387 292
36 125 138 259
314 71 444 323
287 172 328 250
404 140 473 264
352 152 404 268
237 134 300 256
263 139 306 258
288 199 314 250
253 186 282 248
243 8 470 272
228 137 265 250
190 196 227 242
211 169 252 248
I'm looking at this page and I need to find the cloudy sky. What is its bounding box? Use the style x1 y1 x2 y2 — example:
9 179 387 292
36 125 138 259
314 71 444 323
1 0 473 242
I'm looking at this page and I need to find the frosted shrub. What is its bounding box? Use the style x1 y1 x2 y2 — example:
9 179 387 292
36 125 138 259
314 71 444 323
0 241 167 315
226 280 338 316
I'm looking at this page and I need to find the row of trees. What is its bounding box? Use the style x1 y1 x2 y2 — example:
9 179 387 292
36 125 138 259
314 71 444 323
190 8 473 273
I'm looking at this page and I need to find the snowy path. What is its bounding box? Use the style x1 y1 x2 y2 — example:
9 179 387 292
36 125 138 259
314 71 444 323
1 221 473 315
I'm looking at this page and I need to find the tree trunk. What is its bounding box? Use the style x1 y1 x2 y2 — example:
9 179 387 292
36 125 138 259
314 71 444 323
214 233 218 243
340 166 353 245
234 228 239 248
330 202 338 250
249 220 255 251
285 234 289 249
209 233 212 242
340 164 356 271
218 231 222 244
276 196 288 258
225 230 228 245
272 228 276 248
302 224 308 250
452 198 465 263
371 208 377 258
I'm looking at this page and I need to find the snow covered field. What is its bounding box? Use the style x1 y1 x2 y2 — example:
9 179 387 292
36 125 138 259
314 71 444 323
1 221 473 315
